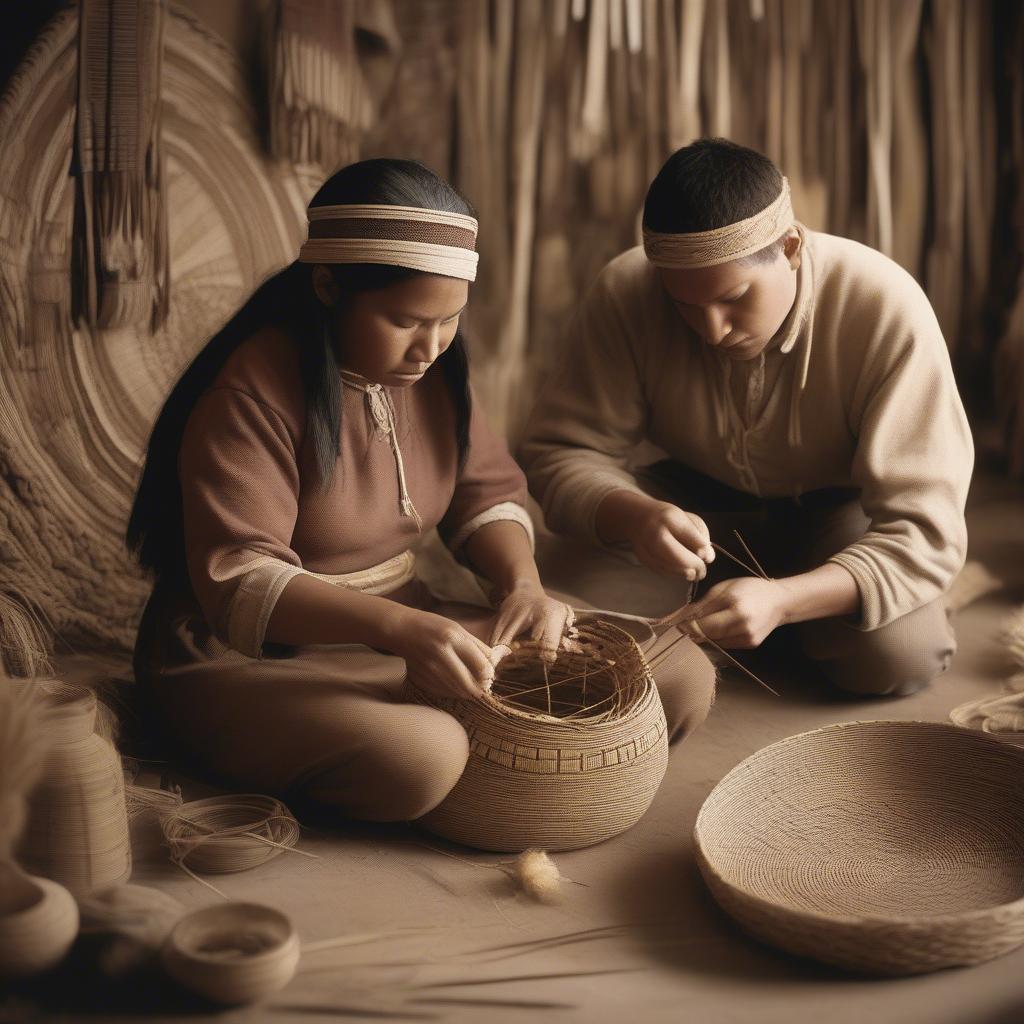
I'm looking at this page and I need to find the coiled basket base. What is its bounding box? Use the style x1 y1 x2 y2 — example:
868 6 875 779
694 720 1024 975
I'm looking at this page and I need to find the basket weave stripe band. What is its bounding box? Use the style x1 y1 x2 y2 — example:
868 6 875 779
642 177 794 269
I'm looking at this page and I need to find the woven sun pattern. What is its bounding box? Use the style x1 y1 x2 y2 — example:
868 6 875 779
0 6 311 656
408 620 668 852
694 720 1024 975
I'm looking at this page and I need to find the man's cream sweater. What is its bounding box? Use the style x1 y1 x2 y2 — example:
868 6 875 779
520 229 974 631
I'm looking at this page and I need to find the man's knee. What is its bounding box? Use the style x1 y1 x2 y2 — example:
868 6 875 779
808 617 955 698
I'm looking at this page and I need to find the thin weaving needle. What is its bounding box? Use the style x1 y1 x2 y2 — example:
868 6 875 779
733 530 770 579
237 831 320 858
689 622 780 696
709 541 761 579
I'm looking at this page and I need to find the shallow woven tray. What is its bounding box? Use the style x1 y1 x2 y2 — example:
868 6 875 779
408 620 668 852
694 720 1024 975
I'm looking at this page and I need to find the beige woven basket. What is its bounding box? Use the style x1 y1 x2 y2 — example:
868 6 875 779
694 720 1024 975
19 681 132 895
409 620 668 852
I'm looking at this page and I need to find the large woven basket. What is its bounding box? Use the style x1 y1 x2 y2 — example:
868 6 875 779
694 720 1024 975
408 620 668 852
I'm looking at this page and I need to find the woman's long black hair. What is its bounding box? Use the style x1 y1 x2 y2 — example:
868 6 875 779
126 159 474 584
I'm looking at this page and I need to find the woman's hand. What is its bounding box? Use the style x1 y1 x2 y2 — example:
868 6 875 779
489 581 575 663
394 609 497 700
680 577 789 649
624 500 715 582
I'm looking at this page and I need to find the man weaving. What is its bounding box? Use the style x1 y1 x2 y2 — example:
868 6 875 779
521 138 974 697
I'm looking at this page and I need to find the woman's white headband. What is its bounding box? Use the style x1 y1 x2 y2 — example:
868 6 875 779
298 204 480 282
642 178 794 269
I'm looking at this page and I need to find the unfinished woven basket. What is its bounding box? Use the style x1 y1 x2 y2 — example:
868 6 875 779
694 720 1024 975
408 620 668 852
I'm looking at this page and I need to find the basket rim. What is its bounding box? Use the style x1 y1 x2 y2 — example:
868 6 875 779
478 667 659 728
693 718 1024 930
165 794 294 835
410 625 658 730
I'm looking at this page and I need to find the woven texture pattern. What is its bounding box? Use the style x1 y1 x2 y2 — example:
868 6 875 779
19 681 132 896
0 5 311 655
160 795 300 874
409 621 668 852
694 720 1024 975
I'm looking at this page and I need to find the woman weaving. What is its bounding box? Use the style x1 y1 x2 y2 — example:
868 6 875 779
128 159 716 823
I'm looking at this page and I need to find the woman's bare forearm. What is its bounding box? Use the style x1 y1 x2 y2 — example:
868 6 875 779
264 573 413 648
463 520 542 599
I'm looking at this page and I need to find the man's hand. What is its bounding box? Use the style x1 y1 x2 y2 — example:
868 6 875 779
681 577 789 649
680 563 862 648
596 489 715 580
625 500 715 581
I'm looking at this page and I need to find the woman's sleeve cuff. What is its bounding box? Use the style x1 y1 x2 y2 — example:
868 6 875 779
225 557 308 658
447 501 536 555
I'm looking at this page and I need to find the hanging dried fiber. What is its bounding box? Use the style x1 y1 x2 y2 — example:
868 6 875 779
780 1 807 214
268 0 399 173
489 0 547 437
71 0 168 332
961 0 998 353
857 0 894 256
269 0 361 172
678 0 705 148
708 0 730 139
890 0 926 275
925 0 966 347
0 592 52 680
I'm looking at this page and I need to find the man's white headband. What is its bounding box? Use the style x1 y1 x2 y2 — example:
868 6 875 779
298 204 479 282
642 178 794 269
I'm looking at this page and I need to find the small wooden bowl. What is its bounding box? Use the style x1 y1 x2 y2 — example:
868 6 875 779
0 874 79 977
161 902 299 1003
695 720 1024 975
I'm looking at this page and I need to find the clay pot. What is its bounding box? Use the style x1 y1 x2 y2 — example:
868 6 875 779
0 867 79 977
19 681 132 895
162 903 300 1004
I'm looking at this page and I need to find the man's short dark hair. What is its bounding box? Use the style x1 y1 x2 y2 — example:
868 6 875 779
643 138 786 265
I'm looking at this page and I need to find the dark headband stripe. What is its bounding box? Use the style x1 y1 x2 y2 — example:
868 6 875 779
308 218 477 250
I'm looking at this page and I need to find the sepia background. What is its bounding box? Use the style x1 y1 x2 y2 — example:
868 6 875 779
0 0 1022 659
2 5 1024 1023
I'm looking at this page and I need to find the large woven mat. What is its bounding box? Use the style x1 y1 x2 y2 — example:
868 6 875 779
0 6 315 655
